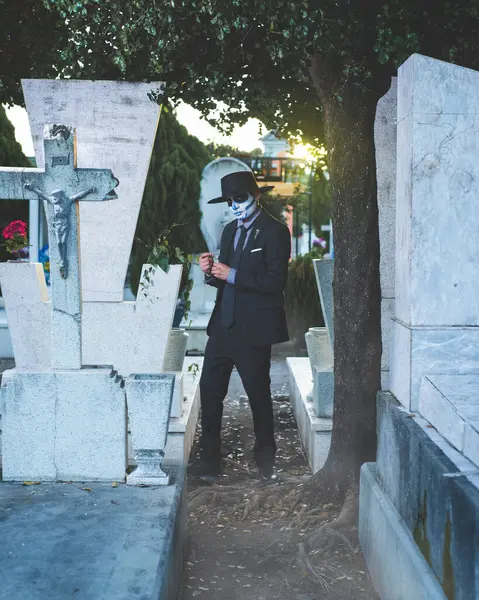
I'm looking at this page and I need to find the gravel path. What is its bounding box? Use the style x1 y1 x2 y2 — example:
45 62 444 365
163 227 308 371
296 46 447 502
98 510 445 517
179 351 377 600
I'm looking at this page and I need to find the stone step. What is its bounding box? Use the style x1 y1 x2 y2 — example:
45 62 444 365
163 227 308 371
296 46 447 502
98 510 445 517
286 357 332 473
419 374 479 467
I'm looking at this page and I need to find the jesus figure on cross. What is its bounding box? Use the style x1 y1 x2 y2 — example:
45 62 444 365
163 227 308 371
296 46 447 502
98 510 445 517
24 183 96 278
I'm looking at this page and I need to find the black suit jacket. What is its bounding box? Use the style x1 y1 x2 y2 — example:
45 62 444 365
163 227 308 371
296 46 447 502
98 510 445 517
206 209 291 346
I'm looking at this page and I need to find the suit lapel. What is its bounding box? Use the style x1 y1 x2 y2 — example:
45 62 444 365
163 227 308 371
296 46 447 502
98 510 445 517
239 210 267 267
219 221 237 263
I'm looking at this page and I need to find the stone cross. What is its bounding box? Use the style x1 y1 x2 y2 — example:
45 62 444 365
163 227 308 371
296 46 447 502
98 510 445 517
0 124 118 369
321 219 334 258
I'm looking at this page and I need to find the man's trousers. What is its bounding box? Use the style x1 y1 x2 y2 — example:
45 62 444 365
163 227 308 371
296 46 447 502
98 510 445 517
199 315 276 468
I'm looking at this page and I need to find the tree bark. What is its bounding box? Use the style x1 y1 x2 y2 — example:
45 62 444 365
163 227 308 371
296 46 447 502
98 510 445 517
308 55 390 497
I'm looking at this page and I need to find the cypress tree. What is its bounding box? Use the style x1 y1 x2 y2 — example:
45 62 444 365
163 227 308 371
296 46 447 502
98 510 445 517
130 109 211 295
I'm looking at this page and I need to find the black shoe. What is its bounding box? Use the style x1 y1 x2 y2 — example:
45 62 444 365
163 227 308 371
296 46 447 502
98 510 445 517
257 462 275 481
188 459 221 482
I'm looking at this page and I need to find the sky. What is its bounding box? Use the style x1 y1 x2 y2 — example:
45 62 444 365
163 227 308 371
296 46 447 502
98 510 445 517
5 101 267 158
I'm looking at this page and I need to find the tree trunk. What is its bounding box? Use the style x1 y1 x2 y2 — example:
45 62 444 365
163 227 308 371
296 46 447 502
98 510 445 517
308 56 390 497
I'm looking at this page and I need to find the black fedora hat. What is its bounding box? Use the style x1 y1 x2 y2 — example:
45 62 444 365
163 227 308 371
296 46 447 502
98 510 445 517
208 170 275 204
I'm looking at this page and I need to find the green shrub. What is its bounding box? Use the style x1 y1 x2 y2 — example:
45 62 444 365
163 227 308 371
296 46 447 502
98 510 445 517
284 250 325 349
130 108 210 296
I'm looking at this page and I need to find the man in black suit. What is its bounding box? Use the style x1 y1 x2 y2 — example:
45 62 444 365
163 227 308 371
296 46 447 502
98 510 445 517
189 171 291 481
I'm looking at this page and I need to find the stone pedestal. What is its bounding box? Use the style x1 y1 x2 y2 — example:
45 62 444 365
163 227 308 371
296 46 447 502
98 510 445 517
311 260 335 419
305 327 332 403
313 368 334 418
163 328 189 372
360 392 479 600
126 374 174 486
1 367 127 482
390 54 479 410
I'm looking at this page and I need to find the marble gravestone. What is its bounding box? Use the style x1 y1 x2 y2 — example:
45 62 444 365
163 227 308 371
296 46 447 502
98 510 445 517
0 125 129 482
199 157 251 254
188 157 252 323
360 55 479 600
2 79 183 377
389 54 479 410
375 78 397 391
312 259 334 417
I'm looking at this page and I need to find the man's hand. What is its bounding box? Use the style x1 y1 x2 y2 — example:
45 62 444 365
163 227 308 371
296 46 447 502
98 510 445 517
211 262 231 281
199 252 214 275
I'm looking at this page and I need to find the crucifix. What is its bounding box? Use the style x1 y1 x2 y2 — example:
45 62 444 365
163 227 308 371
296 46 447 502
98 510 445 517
0 124 119 370
321 219 334 258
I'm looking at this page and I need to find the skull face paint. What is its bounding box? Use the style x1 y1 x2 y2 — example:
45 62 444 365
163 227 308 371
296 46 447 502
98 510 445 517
229 193 258 221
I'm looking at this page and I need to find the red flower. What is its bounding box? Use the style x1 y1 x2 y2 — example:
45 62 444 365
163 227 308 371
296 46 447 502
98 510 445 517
2 220 27 240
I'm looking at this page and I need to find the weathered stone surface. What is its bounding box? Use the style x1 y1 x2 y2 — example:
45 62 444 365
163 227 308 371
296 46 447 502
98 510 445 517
375 78 397 300
82 264 182 375
1 368 127 482
0 263 50 368
395 56 479 326
391 55 479 408
167 372 184 419
287 358 332 473
390 321 479 410
360 464 448 600
23 79 164 303
313 259 334 349
374 391 479 600
313 367 334 418
375 78 397 390
164 358 202 464
0 468 187 600
305 327 332 373
419 374 479 466
126 374 174 486
1 279 189 375
0 125 118 371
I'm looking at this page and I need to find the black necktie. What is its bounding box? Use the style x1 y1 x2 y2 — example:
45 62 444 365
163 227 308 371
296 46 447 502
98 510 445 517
221 226 247 329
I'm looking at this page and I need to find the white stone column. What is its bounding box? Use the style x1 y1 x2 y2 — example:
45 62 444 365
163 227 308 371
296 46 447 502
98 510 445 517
390 54 479 410
375 78 397 390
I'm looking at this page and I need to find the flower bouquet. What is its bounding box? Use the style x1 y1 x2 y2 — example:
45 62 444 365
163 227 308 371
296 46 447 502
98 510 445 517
2 220 29 259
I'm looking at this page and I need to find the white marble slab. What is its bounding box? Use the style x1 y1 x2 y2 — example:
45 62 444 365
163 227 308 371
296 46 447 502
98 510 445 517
398 54 479 123
1 368 127 481
419 374 479 467
82 264 182 376
287 357 332 473
392 55 479 409
0 263 50 368
376 77 397 300
375 78 397 390
391 320 479 410
23 79 163 303
396 58 479 327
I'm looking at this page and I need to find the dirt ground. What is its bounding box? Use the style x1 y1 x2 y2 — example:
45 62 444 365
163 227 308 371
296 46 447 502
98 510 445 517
179 348 378 600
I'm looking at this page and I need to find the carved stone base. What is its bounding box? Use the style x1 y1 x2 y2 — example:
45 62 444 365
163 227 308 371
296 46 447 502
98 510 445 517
127 450 169 486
